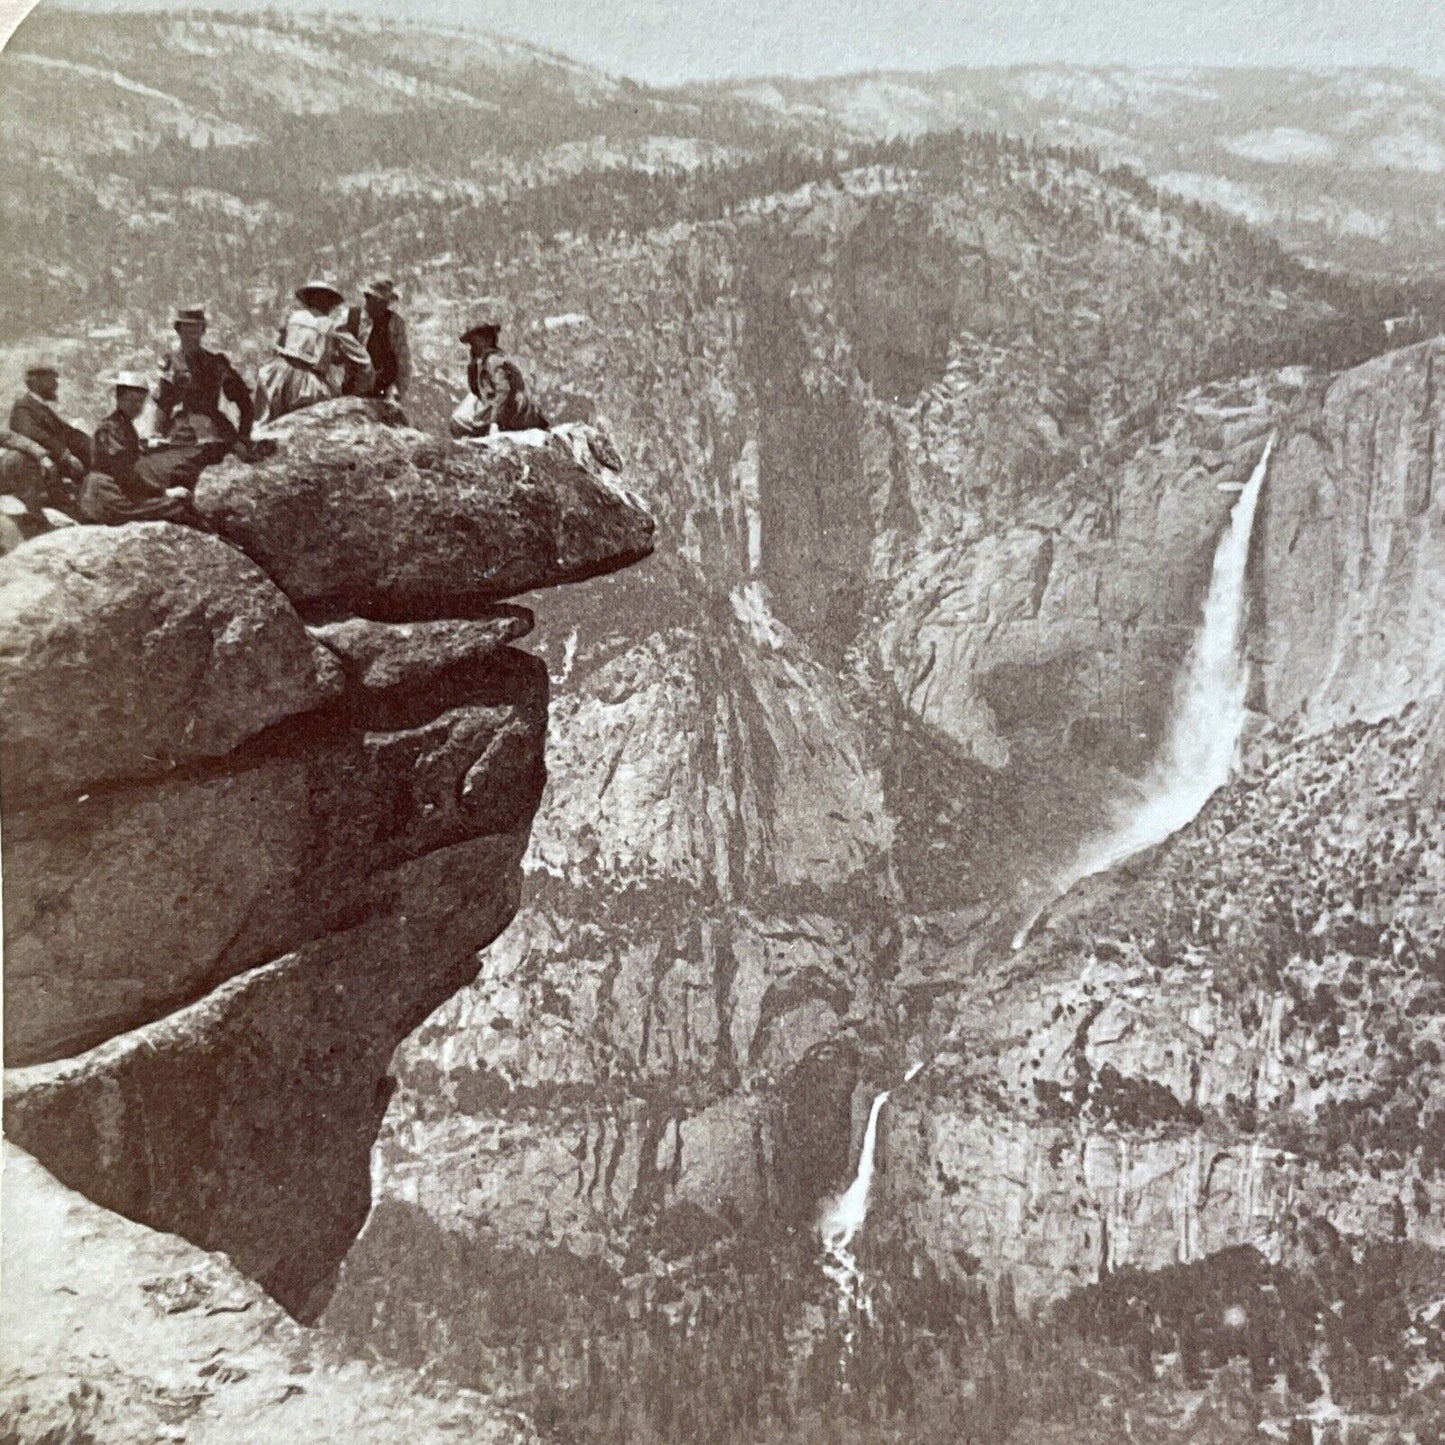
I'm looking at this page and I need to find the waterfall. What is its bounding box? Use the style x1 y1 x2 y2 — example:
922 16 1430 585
1013 435 1274 949
819 1063 923 1313
820 1090 890 1312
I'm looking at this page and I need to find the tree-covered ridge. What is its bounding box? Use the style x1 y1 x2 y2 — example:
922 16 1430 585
710 63 1445 280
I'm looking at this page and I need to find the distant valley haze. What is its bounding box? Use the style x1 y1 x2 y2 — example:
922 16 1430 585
10 0 1445 83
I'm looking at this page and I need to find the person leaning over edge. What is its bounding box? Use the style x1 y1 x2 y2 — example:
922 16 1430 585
80 371 202 528
450 320 549 438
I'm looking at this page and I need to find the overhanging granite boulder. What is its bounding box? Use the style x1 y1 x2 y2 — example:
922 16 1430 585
0 392 656 1328
193 401 654 617
0 522 342 805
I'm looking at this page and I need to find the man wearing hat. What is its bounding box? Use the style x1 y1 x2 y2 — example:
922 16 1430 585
80 371 198 527
153 305 255 464
255 280 374 424
449 320 548 439
351 277 411 403
7 356 91 511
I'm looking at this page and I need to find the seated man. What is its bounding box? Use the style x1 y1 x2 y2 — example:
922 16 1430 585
149 304 259 485
8 355 89 516
79 372 200 527
449 320 549 439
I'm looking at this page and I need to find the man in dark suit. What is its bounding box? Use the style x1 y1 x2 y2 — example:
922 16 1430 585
8 356 90 514
353 277 411 403
153 305 256 462
80 371 197 527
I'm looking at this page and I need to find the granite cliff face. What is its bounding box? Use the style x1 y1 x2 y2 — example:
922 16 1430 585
873 698 1445 1306
0 401 654 1322
1253 339 1445 731
314 335 1445 1438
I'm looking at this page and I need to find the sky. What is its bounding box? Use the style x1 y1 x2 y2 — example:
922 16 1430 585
8 0 1445 84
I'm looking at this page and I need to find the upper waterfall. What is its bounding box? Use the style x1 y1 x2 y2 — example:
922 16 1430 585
1015 435 1274 946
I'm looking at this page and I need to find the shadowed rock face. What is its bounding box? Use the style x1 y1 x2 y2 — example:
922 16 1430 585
3 644 548 1065
0 404 653 1319
5 832 528 1321
308 606 535 693
194 401 655 618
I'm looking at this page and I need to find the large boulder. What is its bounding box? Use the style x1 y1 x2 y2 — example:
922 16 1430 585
194 401 655 616
3 646 547 1066
0 523 341 804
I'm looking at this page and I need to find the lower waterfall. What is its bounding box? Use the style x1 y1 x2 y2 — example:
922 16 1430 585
820 1063 923 1314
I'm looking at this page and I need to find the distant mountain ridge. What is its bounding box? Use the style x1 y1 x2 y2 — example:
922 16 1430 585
702 63 1445 277
3 10 1443 288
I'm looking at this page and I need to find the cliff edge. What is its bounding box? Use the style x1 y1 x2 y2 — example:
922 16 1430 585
0 400 654 1321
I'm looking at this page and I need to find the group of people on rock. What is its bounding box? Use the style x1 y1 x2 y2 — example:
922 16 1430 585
0 275 550 547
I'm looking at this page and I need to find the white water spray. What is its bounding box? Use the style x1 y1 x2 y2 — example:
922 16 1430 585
1012 435 1274 950
820 1063 923 1313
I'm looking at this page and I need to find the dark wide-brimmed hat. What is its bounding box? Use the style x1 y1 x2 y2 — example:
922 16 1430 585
172 305 207 327
364 276 399 304
458 320 501 347
296 280 345 310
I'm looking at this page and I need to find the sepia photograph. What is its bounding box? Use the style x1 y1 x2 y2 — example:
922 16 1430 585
0 0 1443 1439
